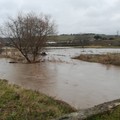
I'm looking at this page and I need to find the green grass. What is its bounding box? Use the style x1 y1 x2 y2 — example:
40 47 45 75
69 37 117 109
57 35 75 41
0 80 76 120
87 106 120 120
74 53 120 66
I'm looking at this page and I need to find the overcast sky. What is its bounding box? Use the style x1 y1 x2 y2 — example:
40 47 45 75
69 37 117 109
0 0 120 35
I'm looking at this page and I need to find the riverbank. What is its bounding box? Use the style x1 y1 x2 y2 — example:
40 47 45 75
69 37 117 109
0 80 120 120
87 105 120 120
73 53 120 66
0 80 75 120
56 99 120 120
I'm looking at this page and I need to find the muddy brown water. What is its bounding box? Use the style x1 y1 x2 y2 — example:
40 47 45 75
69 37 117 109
0 48 120 109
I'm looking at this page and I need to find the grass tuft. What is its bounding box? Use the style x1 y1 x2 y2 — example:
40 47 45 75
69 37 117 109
0 80 76 120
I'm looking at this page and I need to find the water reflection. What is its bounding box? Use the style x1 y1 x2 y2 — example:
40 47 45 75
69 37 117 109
0 48 120 109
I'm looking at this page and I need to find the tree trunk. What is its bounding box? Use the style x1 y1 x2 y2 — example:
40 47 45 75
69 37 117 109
25 56 31 63
19 50 32 63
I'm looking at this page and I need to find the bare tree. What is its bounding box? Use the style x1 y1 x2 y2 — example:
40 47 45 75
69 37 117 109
1 12 56 63
0 42 3 54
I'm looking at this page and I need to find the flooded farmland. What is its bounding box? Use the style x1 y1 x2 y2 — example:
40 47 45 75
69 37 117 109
0 47 120 109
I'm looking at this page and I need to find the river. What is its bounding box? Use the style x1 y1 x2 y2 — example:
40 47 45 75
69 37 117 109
0 47 120 109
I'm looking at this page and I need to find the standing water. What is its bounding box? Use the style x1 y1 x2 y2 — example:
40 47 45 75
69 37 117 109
0 48 120 109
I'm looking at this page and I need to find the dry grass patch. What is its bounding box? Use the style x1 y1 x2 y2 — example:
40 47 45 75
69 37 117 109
73 53 120 66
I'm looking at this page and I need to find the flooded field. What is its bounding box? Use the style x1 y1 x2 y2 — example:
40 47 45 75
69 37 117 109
0 47 120 109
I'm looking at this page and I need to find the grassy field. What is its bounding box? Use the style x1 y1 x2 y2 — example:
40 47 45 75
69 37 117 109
56 35 75 41
74 53 120 66
48 35 75 42
0 80 75 120
87 106 120 120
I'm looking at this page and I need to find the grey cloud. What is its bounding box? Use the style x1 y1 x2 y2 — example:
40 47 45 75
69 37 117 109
0 0 120 34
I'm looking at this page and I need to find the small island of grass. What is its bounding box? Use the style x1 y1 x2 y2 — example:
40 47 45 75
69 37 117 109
0 80 75 120
74 53 120 66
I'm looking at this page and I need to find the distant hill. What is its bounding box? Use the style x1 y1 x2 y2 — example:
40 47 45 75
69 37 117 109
0 33 120 47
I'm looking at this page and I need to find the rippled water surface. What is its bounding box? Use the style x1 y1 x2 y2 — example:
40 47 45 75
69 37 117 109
0 48 120 109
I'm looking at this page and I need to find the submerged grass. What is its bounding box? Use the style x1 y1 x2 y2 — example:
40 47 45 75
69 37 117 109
0 80 76 120
87 106 120 120
74 53 120 66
